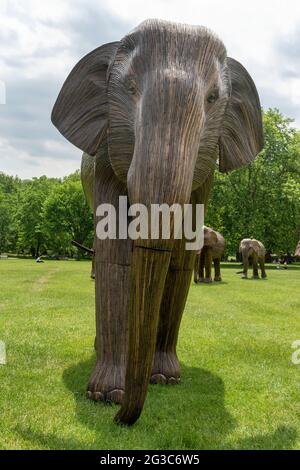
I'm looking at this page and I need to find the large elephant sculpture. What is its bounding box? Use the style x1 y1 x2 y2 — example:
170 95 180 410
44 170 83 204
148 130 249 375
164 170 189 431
239 238 267 279
51 19 263 425
194 227 225 283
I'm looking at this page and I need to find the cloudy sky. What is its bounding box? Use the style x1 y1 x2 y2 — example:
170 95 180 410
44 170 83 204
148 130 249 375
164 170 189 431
0 0 299 178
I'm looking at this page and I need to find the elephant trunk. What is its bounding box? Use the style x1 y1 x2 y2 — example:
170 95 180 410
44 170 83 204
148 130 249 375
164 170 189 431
114 244 171 425
241 248 249 275
115 103 204 425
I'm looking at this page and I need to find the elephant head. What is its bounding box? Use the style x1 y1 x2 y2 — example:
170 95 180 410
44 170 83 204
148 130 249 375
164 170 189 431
239 238 266 257
52 19 263 425
203 226 218 248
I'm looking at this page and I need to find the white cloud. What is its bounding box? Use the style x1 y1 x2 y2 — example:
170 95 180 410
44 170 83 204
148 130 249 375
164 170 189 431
0 136 80 179
0 0 299 178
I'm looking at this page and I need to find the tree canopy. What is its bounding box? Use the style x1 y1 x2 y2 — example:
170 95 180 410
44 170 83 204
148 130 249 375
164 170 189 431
0 171 93 257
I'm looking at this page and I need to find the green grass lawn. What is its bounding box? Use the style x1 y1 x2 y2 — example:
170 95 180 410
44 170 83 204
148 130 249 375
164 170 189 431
0 259 299 450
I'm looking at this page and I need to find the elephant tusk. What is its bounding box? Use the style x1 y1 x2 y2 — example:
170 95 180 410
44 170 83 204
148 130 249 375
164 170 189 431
71 240 95 255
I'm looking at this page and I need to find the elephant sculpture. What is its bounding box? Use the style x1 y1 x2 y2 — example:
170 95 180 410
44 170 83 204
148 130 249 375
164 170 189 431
194 226 225 283
295 240 300 258
51 19 263 425
239 238 267 279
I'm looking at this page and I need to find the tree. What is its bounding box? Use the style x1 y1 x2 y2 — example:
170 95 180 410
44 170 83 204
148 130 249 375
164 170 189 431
15 176 59 256
42 180 93 255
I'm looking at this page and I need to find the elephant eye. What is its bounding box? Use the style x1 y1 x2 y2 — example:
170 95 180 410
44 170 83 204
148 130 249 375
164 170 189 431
207 90 219 104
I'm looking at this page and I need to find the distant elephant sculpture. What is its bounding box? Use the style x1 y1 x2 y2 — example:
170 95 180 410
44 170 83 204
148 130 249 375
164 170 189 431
194 227 225 283
52 19 263 425
239 238 267 279
294 240 300 258
81 153 95 279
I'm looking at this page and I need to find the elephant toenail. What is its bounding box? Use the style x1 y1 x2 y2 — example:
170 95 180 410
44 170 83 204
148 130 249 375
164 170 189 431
106 389 125 404
150 373 167 384
168 377 179 385
93 391 104 401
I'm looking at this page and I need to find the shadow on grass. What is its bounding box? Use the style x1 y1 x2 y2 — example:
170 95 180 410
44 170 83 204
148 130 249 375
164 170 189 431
221 262 300 272
192 281 229 286
229 426 298 450
15 356 298 450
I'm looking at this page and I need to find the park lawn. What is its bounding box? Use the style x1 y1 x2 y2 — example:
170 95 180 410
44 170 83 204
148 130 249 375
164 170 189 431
0 259 299 450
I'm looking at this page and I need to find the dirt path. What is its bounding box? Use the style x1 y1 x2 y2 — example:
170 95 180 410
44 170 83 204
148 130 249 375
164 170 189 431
32 267 61 292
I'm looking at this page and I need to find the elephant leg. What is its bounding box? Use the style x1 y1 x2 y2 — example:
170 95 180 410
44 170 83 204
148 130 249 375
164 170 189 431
88 259 131 403
242 253 248 278
87 147 132 404
259 258 267 278
151 239 195 385
150 175 213 383
204 247 213 282
214 257 222 281
198 248 205 282
252 254 259 279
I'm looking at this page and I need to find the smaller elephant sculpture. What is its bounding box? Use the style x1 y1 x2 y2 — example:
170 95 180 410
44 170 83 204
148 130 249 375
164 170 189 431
194 227 225 283
239 238 267 279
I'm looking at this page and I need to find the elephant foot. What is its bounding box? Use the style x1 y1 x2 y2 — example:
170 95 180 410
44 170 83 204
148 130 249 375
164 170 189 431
150 351 181 385
87 361 125 404
261 274 267 279
214 276 222 282
241 274 248 279
252 275 259 279
204 277 212 283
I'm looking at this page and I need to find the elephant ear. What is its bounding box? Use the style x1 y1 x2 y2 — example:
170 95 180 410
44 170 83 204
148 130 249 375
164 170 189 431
51 42 119 156
219 57 264 172
204 227 218 247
